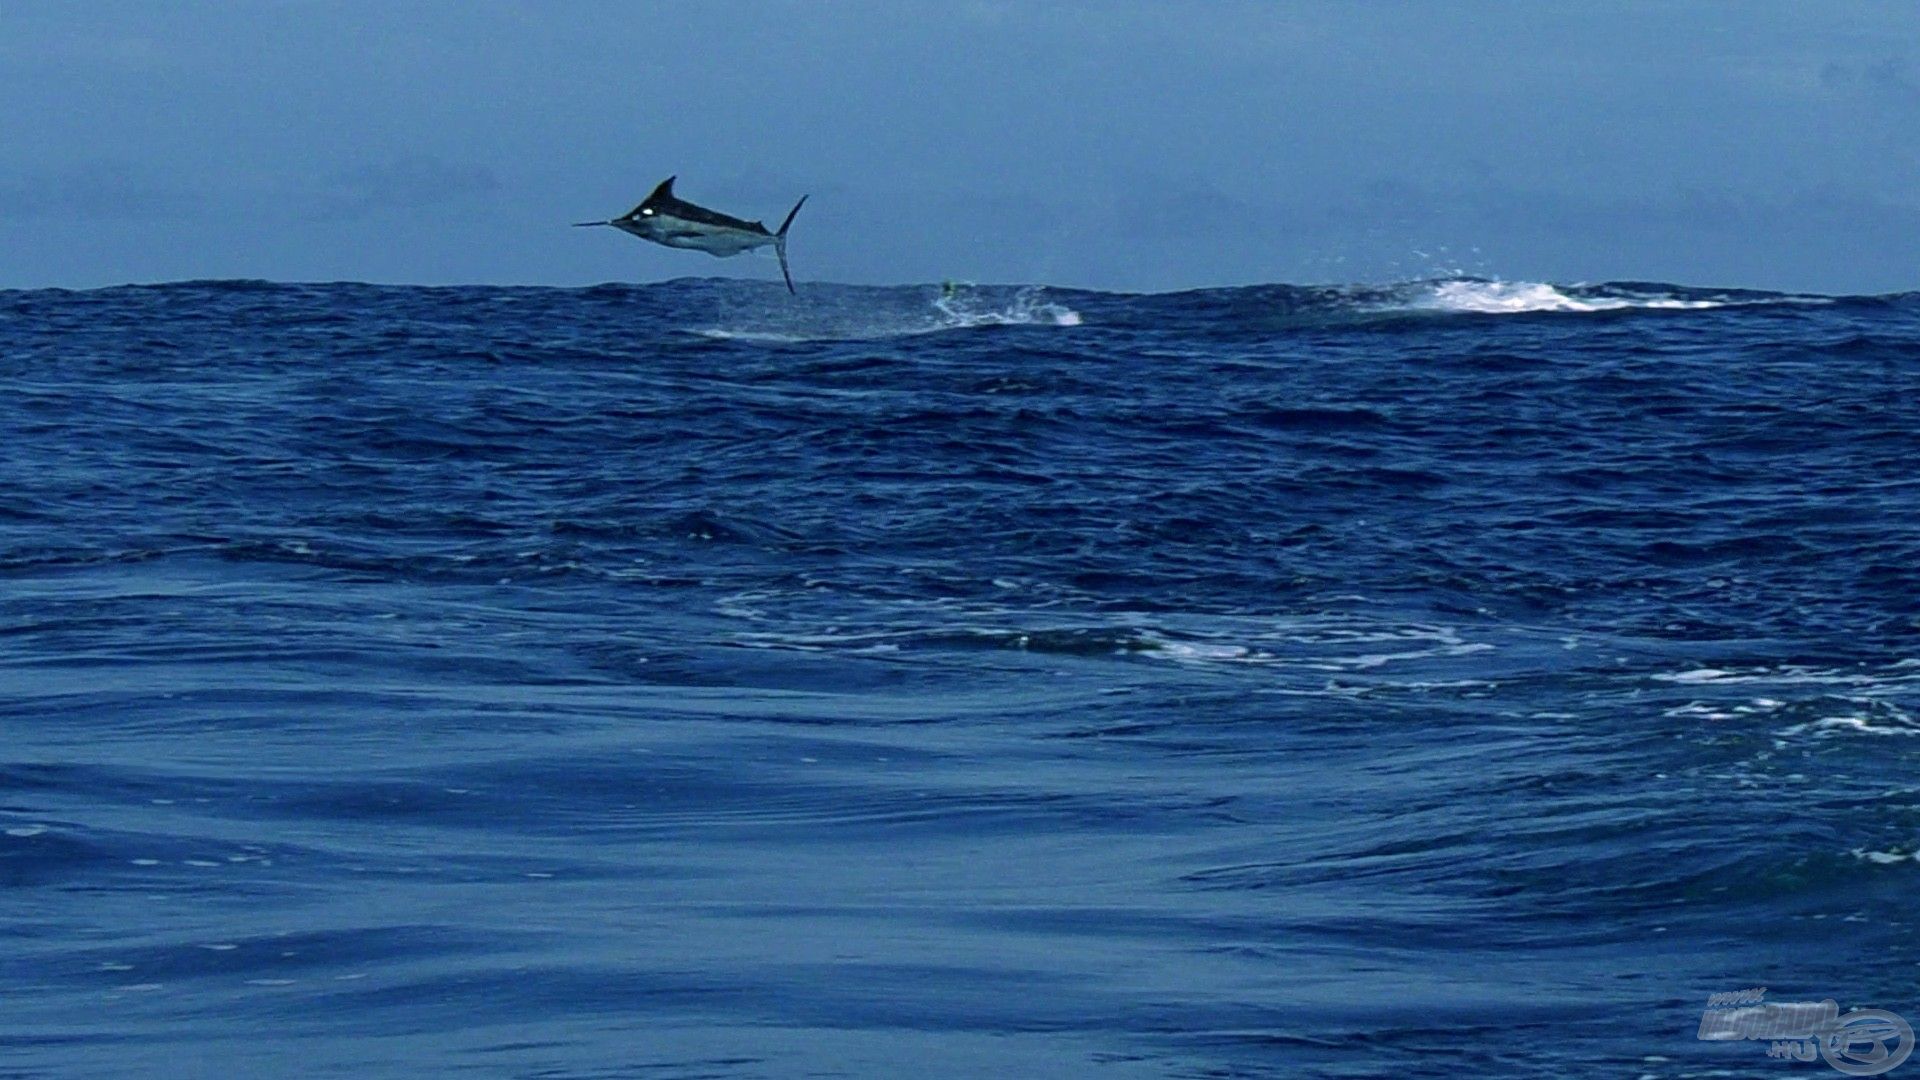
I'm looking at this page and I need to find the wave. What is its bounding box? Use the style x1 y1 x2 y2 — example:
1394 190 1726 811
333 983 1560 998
1131 276 1852 328
6 276 1895 345
678 275 1861 342
1408 279 1734 314
692 283 1082 342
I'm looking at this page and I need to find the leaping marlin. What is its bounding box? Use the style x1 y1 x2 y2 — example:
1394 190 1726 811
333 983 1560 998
575 177 809 294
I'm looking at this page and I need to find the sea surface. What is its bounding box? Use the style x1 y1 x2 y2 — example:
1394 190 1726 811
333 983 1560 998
3 276 1919 1079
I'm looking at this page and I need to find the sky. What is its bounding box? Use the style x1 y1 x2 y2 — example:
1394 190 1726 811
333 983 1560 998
1 1 1916 294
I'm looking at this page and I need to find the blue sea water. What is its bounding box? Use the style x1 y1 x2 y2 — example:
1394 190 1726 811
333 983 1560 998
3 275 1919 1079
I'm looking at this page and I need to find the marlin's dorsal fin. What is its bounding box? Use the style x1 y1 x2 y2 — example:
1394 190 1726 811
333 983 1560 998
619 176 678 220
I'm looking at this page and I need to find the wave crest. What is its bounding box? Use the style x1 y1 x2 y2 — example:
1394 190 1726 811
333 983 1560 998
695 283 1081 343
1410 279 1732 314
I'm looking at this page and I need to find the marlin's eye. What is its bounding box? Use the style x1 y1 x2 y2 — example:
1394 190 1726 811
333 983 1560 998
640 208 654 216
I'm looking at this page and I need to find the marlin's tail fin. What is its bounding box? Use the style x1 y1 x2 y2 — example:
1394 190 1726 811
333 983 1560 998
773 195 808 295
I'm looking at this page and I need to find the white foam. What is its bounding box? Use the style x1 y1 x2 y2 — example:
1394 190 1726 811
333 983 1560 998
1659 668 1739 684
1779 715 1920 739
1414 280 1725 314
1663 702 1739 721
1324 642 1495 670
1656 664 1898 688
1155 641 1254 662
696 285 1081 342
693 329 814 343
931 286 1082 329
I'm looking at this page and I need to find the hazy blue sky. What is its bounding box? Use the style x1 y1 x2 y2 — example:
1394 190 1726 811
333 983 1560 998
2 1 1915 293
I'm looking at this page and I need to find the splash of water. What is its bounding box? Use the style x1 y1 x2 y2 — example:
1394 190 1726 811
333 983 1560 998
1413 279 1727 314
931 283 1082 329
696 283 1082 342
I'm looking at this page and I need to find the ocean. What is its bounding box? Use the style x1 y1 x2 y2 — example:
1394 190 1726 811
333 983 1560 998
3 276 1918 1078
